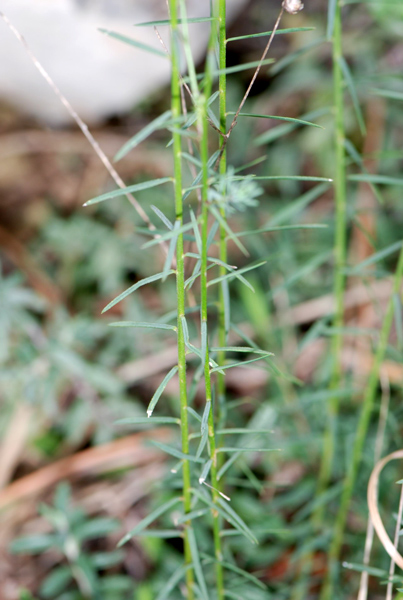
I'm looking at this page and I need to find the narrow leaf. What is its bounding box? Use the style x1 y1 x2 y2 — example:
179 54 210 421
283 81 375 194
216 447 277 453
109 322 176 331
207 260 267 288
372 88 403 102
149 440 204 463
347 240 403 274
147 366 179 417
210 354 273 374
102 270 175 313
118 497 181 546
142 221 194 248
227 27 315 43
115 111 172 161
190 210 202 253
254 107 330 146
217 497 258 544
218 452 242 480
252 175 332 183
162 220 181 280
200 554 267 591
116 416 180 426
188 528 209 600
84 178 172 206
136 530 182 538
175 508 210 525
339 57 366 135
201 401 211 433
136 17 216 27
230 112 323 129
196 428 209 459
349 174 403 186
344 139 383 205
209 205 249 257
151 205 173 230
393 293 403 351
229 224 327 239
99 29 167 58
327 0 337 39
199 460 213 484
193 489 257 545
156 564 191 600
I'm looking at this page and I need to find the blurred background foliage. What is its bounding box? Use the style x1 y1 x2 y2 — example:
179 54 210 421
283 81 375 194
0 0 403 598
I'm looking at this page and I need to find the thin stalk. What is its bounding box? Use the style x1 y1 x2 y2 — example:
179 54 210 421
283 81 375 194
217 0 227 430
293 5 347 597
315 0 347 520
214 5 284 168
320 245 403 599
386 482 403 600
169 1 194 597
198 36 225 600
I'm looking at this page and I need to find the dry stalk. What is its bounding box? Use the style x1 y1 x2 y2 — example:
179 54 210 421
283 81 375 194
368 449 403 570
0 11 167 246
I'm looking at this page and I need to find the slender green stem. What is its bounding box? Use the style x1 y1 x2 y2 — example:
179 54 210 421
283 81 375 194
293 6 347 597
217 0 227 429
198 34 225 600
315 0 347 519
169 2 194 597
320 245 403 599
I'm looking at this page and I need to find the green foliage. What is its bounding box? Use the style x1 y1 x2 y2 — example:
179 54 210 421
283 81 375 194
11 484 130 600
4 0 403 598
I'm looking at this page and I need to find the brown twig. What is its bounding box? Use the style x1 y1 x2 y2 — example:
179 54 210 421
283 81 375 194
0 11 163 243
214 4 286 170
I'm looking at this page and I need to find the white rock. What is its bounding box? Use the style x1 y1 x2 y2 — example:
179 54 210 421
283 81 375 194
0 0 247 124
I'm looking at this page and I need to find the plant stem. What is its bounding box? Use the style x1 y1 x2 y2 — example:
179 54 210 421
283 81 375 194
320 245 403 599
293 5 347 597
217 0 227 430
315 0 347 520
198 36 225 600
169 1 194 597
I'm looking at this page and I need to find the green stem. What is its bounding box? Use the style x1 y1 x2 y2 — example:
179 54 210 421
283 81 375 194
198 35 225 600
217 0 227 429
315 0 347 519
169 1 194 597
320 245 403 599
293 6 347 598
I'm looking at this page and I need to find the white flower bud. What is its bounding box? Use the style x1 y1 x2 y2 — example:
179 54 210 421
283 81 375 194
283 0 304 15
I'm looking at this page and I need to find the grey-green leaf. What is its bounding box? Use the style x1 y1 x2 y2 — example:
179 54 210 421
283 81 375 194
118 496 181 546
84 178 173 206
149 440 204 463
147 366 179 417
102 270 175 313
99 29 167 58
109 321 177 331
114 111 172 161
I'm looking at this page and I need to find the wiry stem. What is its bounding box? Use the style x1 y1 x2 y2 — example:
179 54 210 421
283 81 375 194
169 1 194 597
217 0 228 432
293 4 347 596
320 246 403 599
198 30 225 600
315 0 347 523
